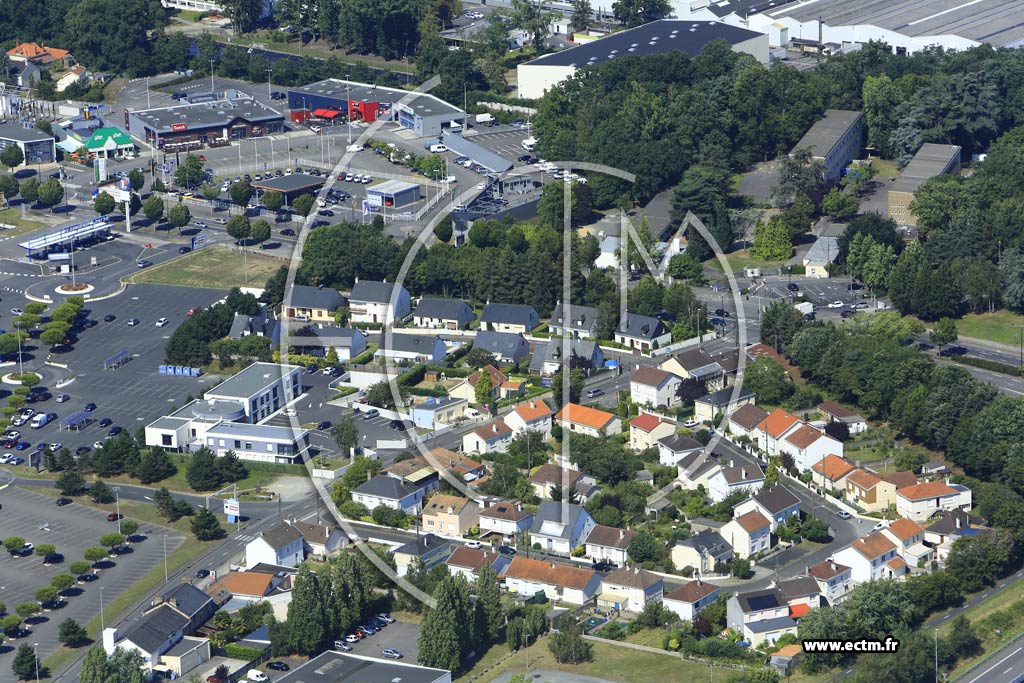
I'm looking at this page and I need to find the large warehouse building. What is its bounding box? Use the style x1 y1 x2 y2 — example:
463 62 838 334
516 20 769 99
287 79 466 138
127 97 285 150
677 0 1024 53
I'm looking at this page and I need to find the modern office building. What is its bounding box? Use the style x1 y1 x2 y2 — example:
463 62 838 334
204 362 302 423
0 121 55 166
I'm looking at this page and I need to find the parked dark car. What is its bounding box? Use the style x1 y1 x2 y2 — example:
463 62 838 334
178 246 192 254
266 662 290 671
107 425 123 437
316 421 332 431
280 228 296 236
84 402 97 411
938 346 967 357
75 446 91 456
55 497 72 506
713 308 730 317
195 569 210 578
104 315 116 322
786 282 800 292
498 545 517 556
98 418 113 428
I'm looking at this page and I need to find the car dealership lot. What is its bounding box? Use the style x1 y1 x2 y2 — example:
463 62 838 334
0 486 184 666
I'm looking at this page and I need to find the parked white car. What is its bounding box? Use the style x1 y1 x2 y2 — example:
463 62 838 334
827 300 844 309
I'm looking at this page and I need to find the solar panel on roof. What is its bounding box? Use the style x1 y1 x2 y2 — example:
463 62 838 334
746 594 779 611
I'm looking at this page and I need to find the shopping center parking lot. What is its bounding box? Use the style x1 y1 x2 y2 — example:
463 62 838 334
0 487 184 665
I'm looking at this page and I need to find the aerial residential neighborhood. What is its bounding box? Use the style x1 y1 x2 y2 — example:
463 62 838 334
0 1 1023 683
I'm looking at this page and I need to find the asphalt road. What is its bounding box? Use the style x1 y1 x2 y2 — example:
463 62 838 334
962 635 1024 683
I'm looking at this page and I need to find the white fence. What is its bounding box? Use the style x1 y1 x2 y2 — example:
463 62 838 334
649 332 719 358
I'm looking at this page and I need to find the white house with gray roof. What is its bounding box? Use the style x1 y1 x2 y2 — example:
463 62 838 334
374 334 446 363
245 521 305 568
413 297 475 330
289 324 366 361
473 330 530 363
615 312 671 353
549 302 599 338
480 303 540 334
349 280 410 325
531 501 596 554
529 339 604 376
352 475 425 514
205 422 310 463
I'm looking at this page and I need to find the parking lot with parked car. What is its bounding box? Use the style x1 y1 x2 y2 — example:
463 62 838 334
0 487 184 667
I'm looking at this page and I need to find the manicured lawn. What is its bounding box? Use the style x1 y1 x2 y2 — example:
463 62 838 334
453 635 771 683
867 157 901 178
0 206 50 234
128 246 284 289
706 249 786 274
951 310 1024 347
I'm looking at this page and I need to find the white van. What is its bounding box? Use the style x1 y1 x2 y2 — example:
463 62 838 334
521 137 536 152
31 413 53 429
428 143 448 153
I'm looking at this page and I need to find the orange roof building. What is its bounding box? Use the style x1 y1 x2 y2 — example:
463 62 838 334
208 571 274 598
7 42 70 66
555 402 620 436
503 556 601 604
811 454 854 491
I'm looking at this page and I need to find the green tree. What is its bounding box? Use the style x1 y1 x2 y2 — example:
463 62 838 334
474 370 493 406
741 357 793 405
99 533 125 552
759 301 805 349
821 187 859 220
84 547 107 564
548 615 592 663
570 0 592 31
332 416 359 455
79 646 109 683
1 144 24 172
135 447 176 484
419 574 476 670
168 203 191 231
0 174 19 200
14 602 38 620
37 178 64 211
120 520 140 539
34 543 56 559
51 573 76 593
731 557 752 578
143 195 164 223
68 561 92 576
34 586 58 605
262 190 284 213
292 193 316 217
226 215 251 243
191 508 226 541
55 470 86 495
58 618 89 647
229 180 253 210
251 219 271 245
627 530 662 564
288 565 327 655
11 643 38 680
930 317 958 350
93 191 116 216
88 479 114 504
127 169 145 192
474 560 505 646
772 148 826 205
667 253 702 281
175 154 205 189
365 380 397 409
19 177 39 204
215 450 248 483
40 323 70 347
186 447 222 490
750 216 792 261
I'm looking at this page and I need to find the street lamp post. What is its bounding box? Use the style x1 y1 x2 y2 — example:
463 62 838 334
266 66 273 100
209 60 216 93
162 534 168 582
114 487 121 535
99 587 105 631
33 643 38 683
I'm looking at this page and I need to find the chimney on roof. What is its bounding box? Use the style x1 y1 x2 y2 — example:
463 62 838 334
697 577 702 586
530 401 536 409
355 276 359 283
955 516 961 529
634 567 639 575
492 424 498 433
742 468 747 479
551 562 557 569
831 562 837 572
730 459 734 468
619 529 624 540
367 469 373 482
805 564 810 575
516 502 523 512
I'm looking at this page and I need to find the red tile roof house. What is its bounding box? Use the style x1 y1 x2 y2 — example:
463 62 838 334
503 556 601 605
629 366 682 408
780 424 844 473
895 481 972 521
445 546 511 581
880 518 933 567
831 532 904 584
505 399 553 439
663 579 720 621
629 412 676 451
806 559 852 604
811 454 855 494
584 525 637 566
754 409 803 456
555 403 621 438
817 400 867 434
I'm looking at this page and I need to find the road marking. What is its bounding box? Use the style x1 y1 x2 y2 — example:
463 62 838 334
966 646 1021 683
943 614 951 619
1001 583 1007 588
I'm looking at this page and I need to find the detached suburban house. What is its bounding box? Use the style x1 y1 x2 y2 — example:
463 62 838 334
422 494 479 537
671 529 733 575
410 396 468 430
394 533 450 576
817 400 867 434
781 424 844 473
290 325 366 361
555 403 621 438
463 419 514 455
657 433 704 467
445 546 511 581
707 462 764 503
503 556 601 605
472 331 530 364
449 365 507 403
728 404 770 439
348 280 411 325
726 588 797 646
549 302 599 338
413 297 475 329
722 510 771 558
478 500 534 541
831 532 905 584
531 501 596 554
806 559 853 604
245 521 305 568
659 349 726 392
664 579 720 621
754 409 803 456
811 454 855 494
530 339 604 376
895 481 972 521
881 518 933 567
351 476 425 514
285 285 346 323
615 312 671 353
733 486 801 532
629 366 682 408
629 412 676 451
291 520 348 560
505 399 553 439
374 334 446 363
924 510 990 563
479 303 540 333
694 387 755 424
531 463 586 500
598 568 663 612
585 525 636 566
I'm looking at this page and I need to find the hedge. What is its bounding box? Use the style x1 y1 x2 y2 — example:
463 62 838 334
407 387 447 397
949 355 1022 377
244 461 308 475
397 363 427 387
223 643 264 661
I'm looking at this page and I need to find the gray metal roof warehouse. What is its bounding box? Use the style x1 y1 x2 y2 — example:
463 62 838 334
129 98 285 135
524 20 766 68
889 143 961 193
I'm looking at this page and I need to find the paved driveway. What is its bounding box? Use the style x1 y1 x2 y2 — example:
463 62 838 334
339 618 419 663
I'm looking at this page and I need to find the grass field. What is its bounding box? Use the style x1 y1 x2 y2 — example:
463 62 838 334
0 206 50 234
128 246 284 289
939 578 1024 678
706 249 786 274
950 310 1024 348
